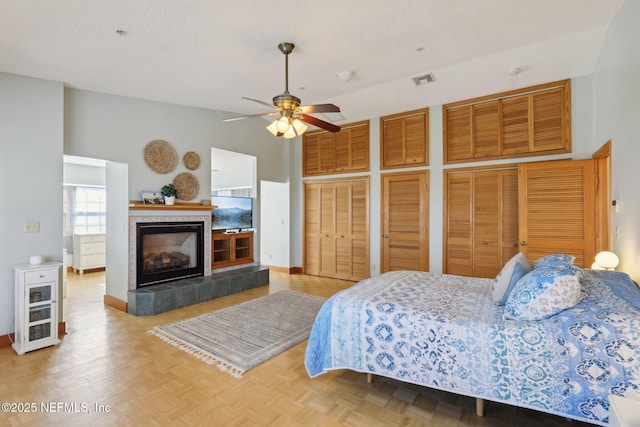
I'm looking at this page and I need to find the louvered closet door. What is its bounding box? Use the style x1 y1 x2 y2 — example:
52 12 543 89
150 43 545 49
518 159 595 267
350 180 370 280
381 171 429 273
444 169 518 277
304 184 321 275
445 172 472 276
335 182 351 279
319 184 336 276
303 178 370 281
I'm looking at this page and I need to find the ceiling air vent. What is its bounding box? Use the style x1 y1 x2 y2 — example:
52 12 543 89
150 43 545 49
412 72 435 86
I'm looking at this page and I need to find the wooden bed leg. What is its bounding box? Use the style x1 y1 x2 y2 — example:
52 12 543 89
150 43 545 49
476 398 485 417
366 373 373 383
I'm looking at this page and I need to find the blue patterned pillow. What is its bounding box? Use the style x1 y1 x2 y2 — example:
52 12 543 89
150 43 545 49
492 252 531 305
531 253 576 269
503 264 584 320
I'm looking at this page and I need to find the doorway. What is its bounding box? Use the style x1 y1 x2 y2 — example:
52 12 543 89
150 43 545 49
62 155 129 317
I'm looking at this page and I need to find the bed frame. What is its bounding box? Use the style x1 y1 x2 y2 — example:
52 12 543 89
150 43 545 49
366 373 485 416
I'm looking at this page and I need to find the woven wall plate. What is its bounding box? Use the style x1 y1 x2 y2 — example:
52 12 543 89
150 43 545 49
173 172 199 201
183 151 201 170
144 140 178 174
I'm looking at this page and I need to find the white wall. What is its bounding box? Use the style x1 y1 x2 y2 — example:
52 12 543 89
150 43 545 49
260 181 290 268
105 162 130 302
63 162 106 186
0 73 64 335
592 0 640 280
211 148 256 191
291 75 596 277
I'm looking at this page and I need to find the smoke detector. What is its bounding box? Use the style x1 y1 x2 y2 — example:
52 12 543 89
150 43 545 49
337 70 355 82
412 72 435 86
508 67 521 76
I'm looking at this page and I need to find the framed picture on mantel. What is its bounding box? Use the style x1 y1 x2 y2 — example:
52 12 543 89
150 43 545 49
141 190 164 204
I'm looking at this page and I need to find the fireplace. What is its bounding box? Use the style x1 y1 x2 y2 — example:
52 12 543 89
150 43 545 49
136 221 204 287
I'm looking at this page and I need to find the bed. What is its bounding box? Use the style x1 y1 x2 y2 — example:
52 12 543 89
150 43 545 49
304 263 640 425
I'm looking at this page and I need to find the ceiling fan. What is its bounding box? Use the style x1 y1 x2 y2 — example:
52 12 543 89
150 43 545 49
223 42 341 138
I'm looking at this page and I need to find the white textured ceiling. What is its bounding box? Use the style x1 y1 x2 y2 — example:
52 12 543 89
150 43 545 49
0 0 625 125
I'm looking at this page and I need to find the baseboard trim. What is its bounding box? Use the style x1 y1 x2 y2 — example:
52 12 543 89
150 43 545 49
266 266 303 274
0 333 15 348
104 294 127 313
0 322 66 349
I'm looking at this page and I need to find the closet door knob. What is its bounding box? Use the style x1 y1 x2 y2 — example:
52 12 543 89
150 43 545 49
519 241 527 246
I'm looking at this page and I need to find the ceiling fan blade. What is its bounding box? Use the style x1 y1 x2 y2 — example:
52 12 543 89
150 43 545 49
299 104 341 114
242 97 276 109
299 114 341 133
223 111 278 122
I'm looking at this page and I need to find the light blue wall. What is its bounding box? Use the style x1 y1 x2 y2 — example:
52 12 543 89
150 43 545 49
63 88 287 201
0 73 64 335
593 0 640 280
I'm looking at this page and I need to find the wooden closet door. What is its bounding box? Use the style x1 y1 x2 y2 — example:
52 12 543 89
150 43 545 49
335 182 351 279
518 159 595 267
350 179 370 280
381 171 429 273
335 180 370 281
444 168 518 278
319 183 336 276
303 178 370 281
304 184 321 276
444 172 472 276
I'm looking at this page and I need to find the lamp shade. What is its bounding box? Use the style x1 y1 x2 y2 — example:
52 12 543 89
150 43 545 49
594 251 619 270
266 120 279 136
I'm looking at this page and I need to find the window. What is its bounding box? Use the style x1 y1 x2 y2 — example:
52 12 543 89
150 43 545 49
73 186 106 234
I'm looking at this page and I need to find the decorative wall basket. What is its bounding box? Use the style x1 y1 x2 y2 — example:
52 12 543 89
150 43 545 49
173 172 199 201
144 140 178 174
183 151 201 170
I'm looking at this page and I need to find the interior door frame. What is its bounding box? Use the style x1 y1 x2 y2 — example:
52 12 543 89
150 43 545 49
592 140 612 252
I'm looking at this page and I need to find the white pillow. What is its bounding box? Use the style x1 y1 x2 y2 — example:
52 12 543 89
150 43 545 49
492 252 531 305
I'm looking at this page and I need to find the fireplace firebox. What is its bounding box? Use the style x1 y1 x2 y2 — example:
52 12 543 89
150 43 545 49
136 221 204 287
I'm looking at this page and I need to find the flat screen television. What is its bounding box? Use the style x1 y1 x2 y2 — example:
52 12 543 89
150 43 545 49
211 196 253 231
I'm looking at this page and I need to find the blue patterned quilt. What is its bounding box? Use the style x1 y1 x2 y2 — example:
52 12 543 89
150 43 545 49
305 270 640 425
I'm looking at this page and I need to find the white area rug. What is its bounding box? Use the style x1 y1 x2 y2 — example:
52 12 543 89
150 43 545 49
149 290 325 378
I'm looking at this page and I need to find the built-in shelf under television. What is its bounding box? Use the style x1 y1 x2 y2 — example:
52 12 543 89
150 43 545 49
211 196 253 231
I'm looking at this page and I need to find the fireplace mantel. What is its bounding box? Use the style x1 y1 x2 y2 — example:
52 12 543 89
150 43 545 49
129 201 213 211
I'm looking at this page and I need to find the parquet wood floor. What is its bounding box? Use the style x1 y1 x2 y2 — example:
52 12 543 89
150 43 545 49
0 270 591 426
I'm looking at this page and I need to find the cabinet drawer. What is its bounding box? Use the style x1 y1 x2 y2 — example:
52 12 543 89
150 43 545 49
77 234 105 243
81 253 106 267
80 241 105 254
24 269 58 285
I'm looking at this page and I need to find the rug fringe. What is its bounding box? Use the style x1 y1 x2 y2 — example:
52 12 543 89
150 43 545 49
148 328 245 378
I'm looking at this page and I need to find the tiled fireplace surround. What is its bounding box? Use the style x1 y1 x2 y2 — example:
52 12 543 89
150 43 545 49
127 206 268 315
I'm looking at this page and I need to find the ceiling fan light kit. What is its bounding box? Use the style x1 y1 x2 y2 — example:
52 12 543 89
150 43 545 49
224 42 342 138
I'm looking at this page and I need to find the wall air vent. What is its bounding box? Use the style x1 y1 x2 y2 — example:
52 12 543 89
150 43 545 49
412 72 435 86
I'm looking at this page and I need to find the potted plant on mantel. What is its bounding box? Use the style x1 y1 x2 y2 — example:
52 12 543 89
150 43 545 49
161 184 178 205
